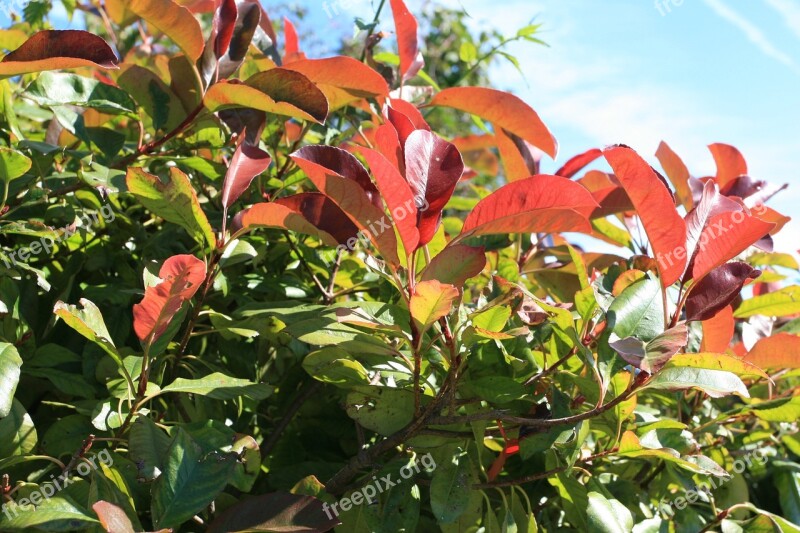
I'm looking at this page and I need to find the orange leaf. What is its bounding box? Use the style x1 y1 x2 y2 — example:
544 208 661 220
429 87 558 159
237 193 358 247
690 210 775 280
460 175 597 239
389 0 422 81
283 57 389 111
409 280 459 331
0 30 118 76
655 141 693 211
745 333 800 370
700 305 734 353
604 145 687 287
133 255 206 344
358 146 420 255
709 143 747 189
291 146 400 266
128 0 206 61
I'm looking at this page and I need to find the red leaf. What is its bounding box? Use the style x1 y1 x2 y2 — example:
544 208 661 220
404 130 464 245
291 146 400 266
683 180 743 279
221 134 271 211
389 0 422 81
690 210 775 281
603 145 687 287
389 98 430 131
700 305 734 353
745 333 800 370
555 148 602 179
655 141 693 210
213 0 237 58
0 30 118 76
421 244 486 286
92 502 135 533
133 255 206 344
685 262 760 322
709 143 747 189
358 146 420 255
460 175 598 238
374 123 404 174
387 105 416 148
235 194 358 247
283 57 389 111
429 87 558 158
283 17 305 63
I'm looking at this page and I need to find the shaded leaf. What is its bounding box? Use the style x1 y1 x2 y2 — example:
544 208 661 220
207 492 340 533
686 262 760 321
0 30 118 76
0 147 32 184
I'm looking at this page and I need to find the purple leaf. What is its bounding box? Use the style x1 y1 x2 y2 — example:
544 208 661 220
404 130 464 245
686 262 761 322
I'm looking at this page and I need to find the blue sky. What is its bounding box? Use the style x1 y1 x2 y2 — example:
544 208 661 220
3 0 798 256
293 0 800 257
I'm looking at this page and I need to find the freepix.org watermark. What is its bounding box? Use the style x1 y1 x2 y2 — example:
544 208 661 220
659 448 768 517
336 197 429 254
1 449 114 521
2 205 115 268
322 453 436 519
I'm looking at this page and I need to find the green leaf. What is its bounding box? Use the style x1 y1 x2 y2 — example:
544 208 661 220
128 416 170 481
0 147 32 184
0 342 22 417
608 277 664 342
734 285 800 318
158 372 272 401
126 166 216 249
302 347 370 387
345 388 416 436
151 428 238 529
775 468 800 525
466 376 527 404
25 72 137 116
587 491 632 533
459 41 478 63
644 367 749 398
0 399 37 457
430 447 474 525
0 494 99 531
89 464 143 532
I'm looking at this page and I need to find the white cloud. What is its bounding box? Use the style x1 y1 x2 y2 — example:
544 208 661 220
703 0 797 69
764 0 800 40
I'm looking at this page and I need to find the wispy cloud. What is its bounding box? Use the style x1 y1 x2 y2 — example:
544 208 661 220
703 0 797 69
764 0 800 39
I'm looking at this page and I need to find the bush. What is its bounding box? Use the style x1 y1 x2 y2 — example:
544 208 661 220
0 1 798 532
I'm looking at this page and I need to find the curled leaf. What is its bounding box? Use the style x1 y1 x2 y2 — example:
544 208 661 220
0 30 118 76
